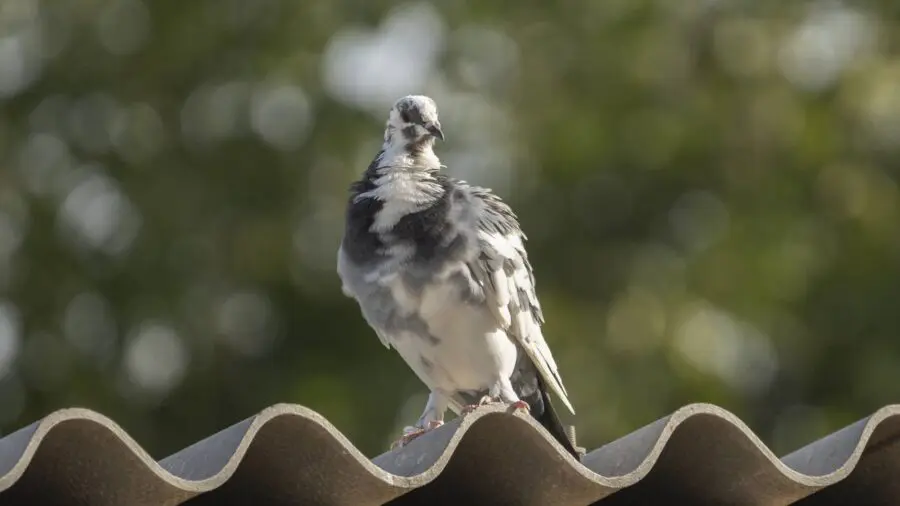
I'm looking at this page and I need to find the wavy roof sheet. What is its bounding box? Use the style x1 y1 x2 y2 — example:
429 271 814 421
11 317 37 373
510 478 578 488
0 403 896 505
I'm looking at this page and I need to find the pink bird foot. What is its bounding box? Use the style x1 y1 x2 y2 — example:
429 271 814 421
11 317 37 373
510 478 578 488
461 395 501 415
461 397 531 415
391 420 444 449
509 400 530 414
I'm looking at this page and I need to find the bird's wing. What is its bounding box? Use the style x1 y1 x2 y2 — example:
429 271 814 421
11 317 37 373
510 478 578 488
336 244 392 349
464 186 575 414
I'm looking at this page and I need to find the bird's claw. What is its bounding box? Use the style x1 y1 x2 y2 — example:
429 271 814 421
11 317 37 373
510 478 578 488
461 396 530 415
509 400 530 414
461 395 500 415
391 430 423 450
391 421 444 449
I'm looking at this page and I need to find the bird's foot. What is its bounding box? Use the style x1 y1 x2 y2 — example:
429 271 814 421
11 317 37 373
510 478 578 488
509 400 530 414
461 397 530 416
391 420 444 449
461 395 502 415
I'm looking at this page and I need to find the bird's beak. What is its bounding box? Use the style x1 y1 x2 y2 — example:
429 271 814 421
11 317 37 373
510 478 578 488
426 121 444 141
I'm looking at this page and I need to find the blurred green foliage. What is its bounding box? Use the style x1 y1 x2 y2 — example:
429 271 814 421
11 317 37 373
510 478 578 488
1 0 900 459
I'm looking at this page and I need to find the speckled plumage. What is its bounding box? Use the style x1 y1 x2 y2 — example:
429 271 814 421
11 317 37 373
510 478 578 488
337 95 577 457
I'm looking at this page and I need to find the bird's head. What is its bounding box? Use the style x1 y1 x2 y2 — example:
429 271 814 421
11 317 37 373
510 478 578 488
383 95 444 149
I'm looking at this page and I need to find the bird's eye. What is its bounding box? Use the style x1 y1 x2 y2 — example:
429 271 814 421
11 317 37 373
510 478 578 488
400 110 410 123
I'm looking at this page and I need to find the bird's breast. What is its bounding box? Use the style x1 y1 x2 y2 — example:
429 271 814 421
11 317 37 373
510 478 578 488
386 271 518 393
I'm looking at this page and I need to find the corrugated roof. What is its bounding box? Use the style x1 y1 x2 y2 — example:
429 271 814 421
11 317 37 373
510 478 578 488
0 403 896 506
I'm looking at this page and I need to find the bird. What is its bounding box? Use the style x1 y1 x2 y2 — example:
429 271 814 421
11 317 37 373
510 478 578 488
337 95 578 458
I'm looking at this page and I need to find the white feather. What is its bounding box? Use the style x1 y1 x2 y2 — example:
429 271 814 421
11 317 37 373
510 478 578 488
474 230 575 414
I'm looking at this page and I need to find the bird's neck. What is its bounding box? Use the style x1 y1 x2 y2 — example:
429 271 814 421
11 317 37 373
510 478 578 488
353 141 445 232
375 138 441 173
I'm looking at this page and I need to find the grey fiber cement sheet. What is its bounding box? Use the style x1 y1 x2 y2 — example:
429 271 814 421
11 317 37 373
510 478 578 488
0 403 896 505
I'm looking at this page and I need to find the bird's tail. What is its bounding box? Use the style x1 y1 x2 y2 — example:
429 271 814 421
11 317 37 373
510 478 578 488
535 376 580 460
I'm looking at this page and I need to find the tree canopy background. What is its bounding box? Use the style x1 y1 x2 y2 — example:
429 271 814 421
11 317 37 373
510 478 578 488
1 0 899 458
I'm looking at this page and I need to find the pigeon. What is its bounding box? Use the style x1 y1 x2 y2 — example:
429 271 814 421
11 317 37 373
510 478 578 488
337 95 578 458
